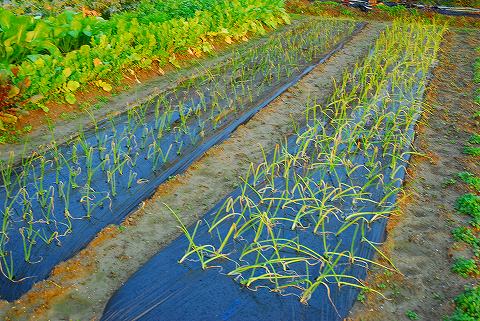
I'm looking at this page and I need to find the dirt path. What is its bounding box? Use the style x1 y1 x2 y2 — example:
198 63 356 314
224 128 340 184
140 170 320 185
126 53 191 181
0 22 386 321
351 28 480 321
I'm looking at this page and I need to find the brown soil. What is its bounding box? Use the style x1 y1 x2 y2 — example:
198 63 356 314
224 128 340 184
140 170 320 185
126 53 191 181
350 28 480 321
0 22 387 321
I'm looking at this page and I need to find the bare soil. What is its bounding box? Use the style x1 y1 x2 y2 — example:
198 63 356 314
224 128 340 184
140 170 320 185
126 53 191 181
0 22 387 321
350 28 480 321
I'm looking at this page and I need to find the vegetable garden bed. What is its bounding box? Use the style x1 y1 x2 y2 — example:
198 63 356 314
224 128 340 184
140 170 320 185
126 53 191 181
0 17 361 301
3 1 474 320
0 0 289 140
101 20 445 321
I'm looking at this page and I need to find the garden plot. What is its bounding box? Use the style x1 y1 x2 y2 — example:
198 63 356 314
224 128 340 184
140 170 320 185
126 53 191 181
101 20 445 321
0 18 360 301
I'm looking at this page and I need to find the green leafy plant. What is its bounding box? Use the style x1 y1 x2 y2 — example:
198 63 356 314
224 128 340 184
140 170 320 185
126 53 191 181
1 0 291 115
377 4 412 17
469 134 480 145
406 310 420 320
456 194 480 219
458 172 480 192
445 287 480 321
452 227 480 253
452 258 480 278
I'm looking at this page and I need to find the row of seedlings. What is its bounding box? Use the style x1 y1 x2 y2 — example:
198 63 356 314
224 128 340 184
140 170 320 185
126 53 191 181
170 19 445 317
0 18 358 298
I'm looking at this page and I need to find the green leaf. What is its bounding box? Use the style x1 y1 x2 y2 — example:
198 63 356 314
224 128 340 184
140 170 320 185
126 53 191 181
83 25 93 37
38 103 49 112
63 67 72 78
101 82 112 92
96 80 112 92
65 92 76 105
66 80 80 92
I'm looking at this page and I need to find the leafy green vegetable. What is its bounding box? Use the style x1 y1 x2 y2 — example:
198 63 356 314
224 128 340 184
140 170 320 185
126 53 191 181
458 172 480 192
445 287 480 321
0 0 290 113
452 258 480 278
456 194 480 218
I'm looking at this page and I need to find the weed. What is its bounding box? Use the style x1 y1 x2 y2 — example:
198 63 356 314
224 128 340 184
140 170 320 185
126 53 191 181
442 178 457 188
406 310 420 320
469 133 480 145
357 291 366 303
464 146 480 156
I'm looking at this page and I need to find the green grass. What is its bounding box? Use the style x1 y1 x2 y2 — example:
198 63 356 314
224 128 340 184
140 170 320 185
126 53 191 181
464 146 480 156
468 134 480 145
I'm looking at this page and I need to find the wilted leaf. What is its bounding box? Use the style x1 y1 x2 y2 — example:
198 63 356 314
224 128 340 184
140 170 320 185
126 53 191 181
95 80 112 92
10 66 19 77
27 94 44 104
8 108 29 116
201 42 213 53
169 55 181 68
19 77 31 90
0 112 18 124
225 36 233 44
7 86 20 98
